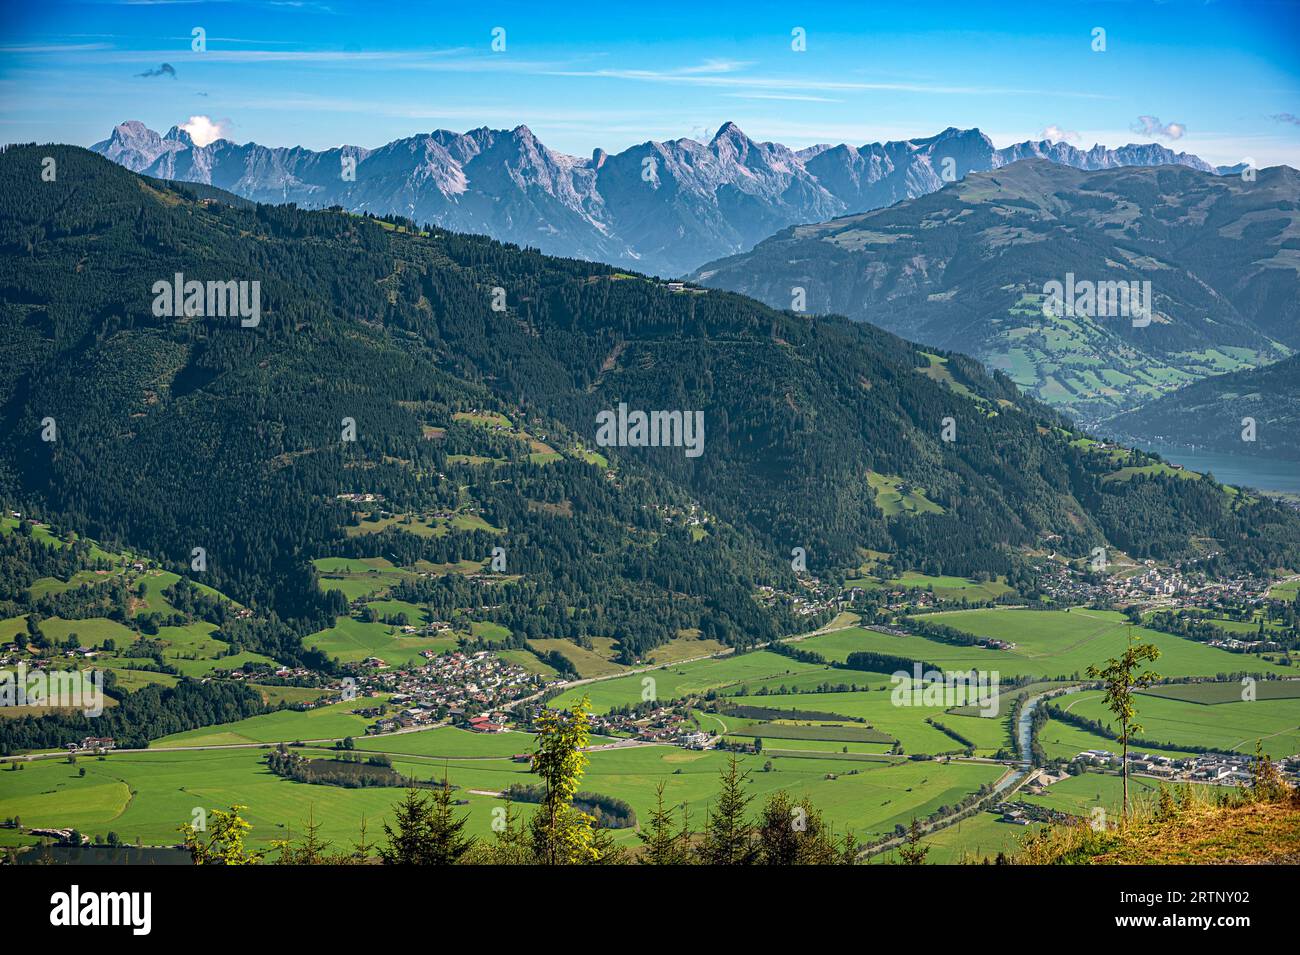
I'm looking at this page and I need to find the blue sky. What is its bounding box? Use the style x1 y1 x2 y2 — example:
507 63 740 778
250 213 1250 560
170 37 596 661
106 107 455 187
2 0 1298 166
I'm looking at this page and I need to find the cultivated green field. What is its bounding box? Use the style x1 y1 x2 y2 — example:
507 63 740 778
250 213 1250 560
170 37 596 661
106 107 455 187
0 748 491 850
1023 770 1228 819
352 725 535 758
152 698 388 748
0 733 1007 852
948 680 1078 717
549 650 827 713
727 722 894 744
877 809 1041 864
1037 717 1202 761
1268 579 1300 600
527 638 628 679
302 616 455 666
312 556 416 601
865 471 945 517
800 609 1295 679
1140 681 1300 705
733 737 897 756
846 571 1013 601
722 691 1008 755
1056 690 1300 759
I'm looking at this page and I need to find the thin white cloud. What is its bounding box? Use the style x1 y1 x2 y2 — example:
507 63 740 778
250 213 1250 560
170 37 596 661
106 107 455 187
99 47 471 64
723 92 841 103
0 43 113 52
544 66 1113 99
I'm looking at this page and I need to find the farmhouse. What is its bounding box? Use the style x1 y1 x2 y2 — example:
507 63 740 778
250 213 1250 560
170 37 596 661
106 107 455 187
469 714 505 733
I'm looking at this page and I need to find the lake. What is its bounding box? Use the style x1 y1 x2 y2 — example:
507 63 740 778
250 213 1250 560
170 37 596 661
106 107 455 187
1143 444 1300 495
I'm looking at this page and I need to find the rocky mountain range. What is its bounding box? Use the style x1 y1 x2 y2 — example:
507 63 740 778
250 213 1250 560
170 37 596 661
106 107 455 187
94 120 1224 277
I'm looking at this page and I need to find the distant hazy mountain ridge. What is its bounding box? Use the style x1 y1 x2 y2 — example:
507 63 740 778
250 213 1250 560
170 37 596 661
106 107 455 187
1107 354 1300 462
687 160 1300 425
94 120 1222 276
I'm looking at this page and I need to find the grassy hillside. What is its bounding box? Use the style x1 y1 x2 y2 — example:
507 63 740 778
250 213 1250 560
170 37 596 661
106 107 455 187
691 160 1300 425
1018 771 1300 864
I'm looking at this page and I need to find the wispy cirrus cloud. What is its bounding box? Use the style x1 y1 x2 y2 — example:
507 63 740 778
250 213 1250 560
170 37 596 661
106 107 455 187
101 47 473 64
723 92 841 103
544 64 1113 99
0 42 113 53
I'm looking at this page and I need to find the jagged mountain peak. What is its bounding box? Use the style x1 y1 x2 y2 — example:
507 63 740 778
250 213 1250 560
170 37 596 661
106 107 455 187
92 119 1241 277
711 120 749 142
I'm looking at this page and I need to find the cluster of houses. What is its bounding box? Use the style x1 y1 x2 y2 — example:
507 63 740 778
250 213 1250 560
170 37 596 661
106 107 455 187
646 501 712 532
387 620 454 641
466 713 506 733
1072 749 1300 785
587 704 715 749
224 663 318 683
67 736 115 754
1037 561 1105 604
1074 749 1190 778
2 646 103 668
334 493 385 504
756 579 850 619
1125 566 1186 598
1207 635 1282 652
355 651 540 734
996 798 1074 826
1036 551 1282 622
590 705 690 742
846 585 942 613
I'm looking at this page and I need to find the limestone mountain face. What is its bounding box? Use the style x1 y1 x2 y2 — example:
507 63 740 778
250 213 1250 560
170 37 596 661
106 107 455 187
94 121 1225 277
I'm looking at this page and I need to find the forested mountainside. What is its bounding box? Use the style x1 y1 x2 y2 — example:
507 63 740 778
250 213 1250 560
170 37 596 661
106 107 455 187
689 160 1300 425
3 144 1298 665
1107 354 1300 462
